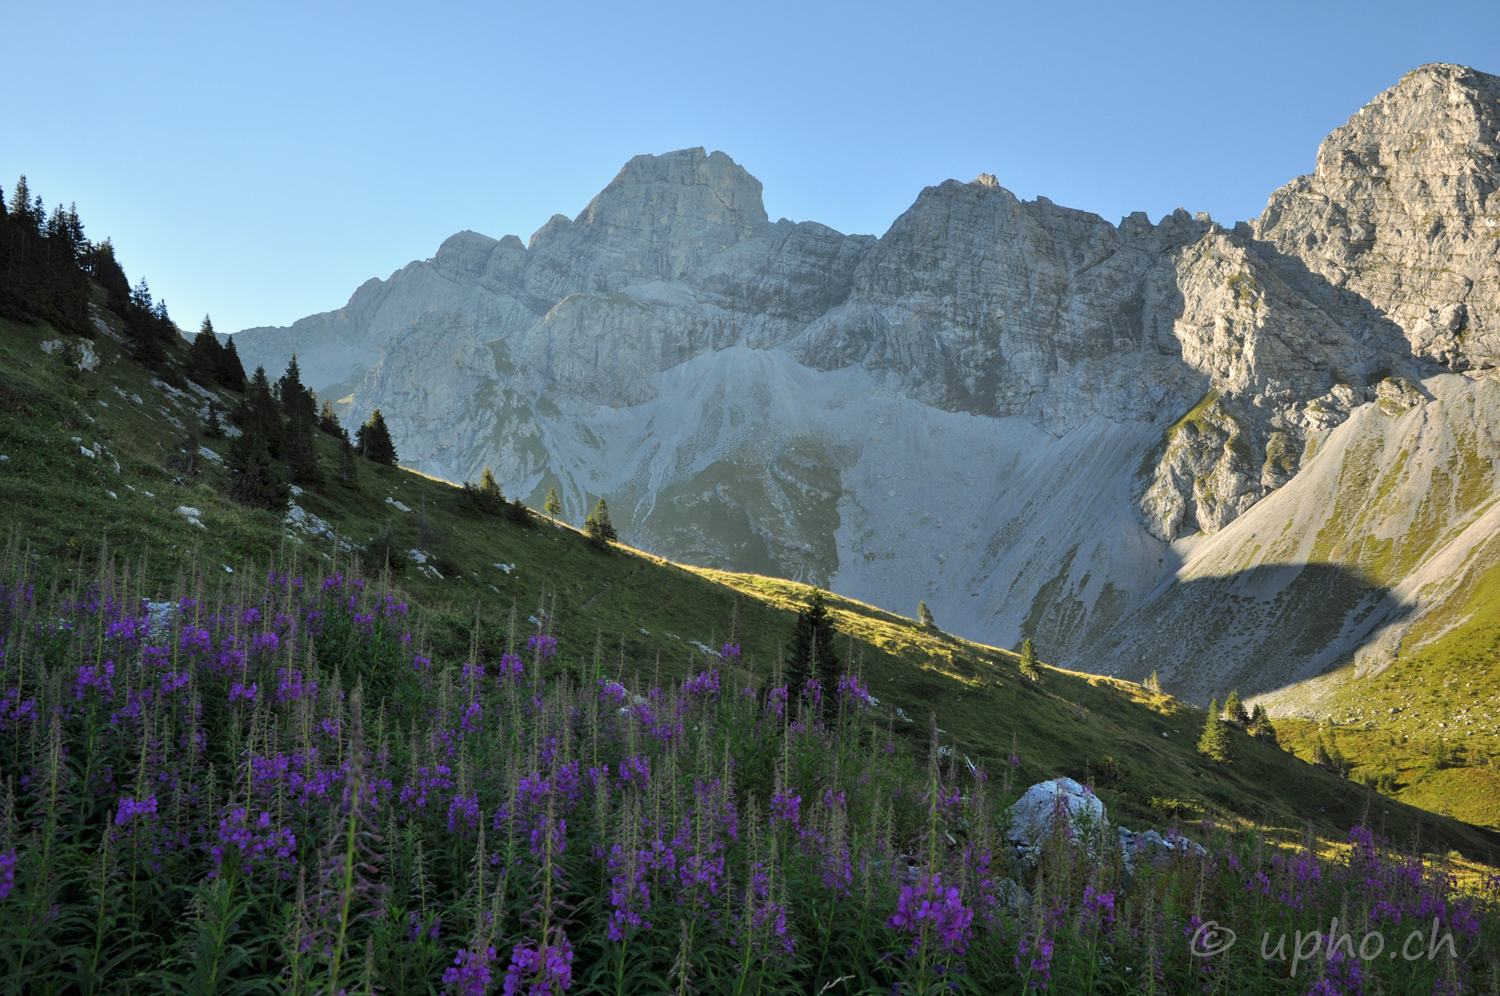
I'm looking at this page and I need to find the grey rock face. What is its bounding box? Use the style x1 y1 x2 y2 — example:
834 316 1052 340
1251 64 1500 371
236 65 1500 694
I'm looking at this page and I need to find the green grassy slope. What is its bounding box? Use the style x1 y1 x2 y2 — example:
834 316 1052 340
3 308 1498 861
1270 553 1500 830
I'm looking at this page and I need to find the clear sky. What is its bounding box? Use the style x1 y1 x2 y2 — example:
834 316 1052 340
4 1 1496 337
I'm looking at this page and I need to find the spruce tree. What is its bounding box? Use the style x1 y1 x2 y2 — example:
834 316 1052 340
480 467 503 500
188 316 223 387
216 335 247 391
355 409 398 466
1198 699 1234 763
918 601 936 628
235 366 284 459
544 486 562 524
276 356 322 487
1224 690 1248 727
1019 638 1043 683
1145 670 1162 695
204 401 225 439
319 398 343 436
584 497 618 548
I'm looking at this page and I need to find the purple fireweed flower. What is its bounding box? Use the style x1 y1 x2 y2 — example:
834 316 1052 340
683 669 720 698
448 793 481 834
0 690 35 731
770 790 801 830
835 673 875 708
209 808 296 878
1080 886 1116 929
1305 949 1364 996
502 933 573 996
616 756 649 792
598 679 629 708
276 668 317 704
178 626 212 656
460 701 482 735
442 946 495 996
526 634 557 660
765 685 788 718
73 661 115 701
229 681 258 704
0 848 14 900
1015 933 1054 990
114 794 158 825
412 654 433 672
720 642 741 664
498 652 524 680
889 874 974 957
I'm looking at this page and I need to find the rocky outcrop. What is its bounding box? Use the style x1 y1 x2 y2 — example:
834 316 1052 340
1250 64 1500 371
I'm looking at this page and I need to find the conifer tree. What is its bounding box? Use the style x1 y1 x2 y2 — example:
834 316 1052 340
318 398 343 436
1198 699 1234 763
1145 670 1163 695
544 486 562 525
918 601 936 628
216 335 247 391
188 316 223 386
1224 690 1248 727
276 356 322 487
1019 638 1043 683
479 467 503 500
355 409 398 466
584 497 617 548
234 366 284 459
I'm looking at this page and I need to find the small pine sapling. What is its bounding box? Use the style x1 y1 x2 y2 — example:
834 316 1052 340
918 600 936 629
544 486 562 525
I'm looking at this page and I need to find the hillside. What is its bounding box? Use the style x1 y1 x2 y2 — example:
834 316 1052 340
3 305 1497 862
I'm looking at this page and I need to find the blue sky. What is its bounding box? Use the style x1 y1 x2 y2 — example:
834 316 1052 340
4 1 1496 337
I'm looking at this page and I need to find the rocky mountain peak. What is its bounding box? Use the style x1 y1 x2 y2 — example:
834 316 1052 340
1315 63 1500 180
580 146 768 236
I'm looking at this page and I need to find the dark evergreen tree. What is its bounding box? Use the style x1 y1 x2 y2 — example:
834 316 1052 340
187 316 223 387
216 335 247 391
318 397 343 436
918 600 936 628
584 497 618 548
276 356 322 487
234 366 285 459
1019 638 1043 683
787 589 838 708
544 486 562 524
226 410 289 510
355 408 398 466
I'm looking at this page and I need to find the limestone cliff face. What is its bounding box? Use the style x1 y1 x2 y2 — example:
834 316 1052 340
1252 64 1500 370
236 65 1500 698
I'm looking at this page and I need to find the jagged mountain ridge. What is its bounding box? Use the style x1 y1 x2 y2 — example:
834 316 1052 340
233 64 1500 705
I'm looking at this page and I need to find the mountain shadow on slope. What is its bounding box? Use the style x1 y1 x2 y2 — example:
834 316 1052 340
1090 561 1411 705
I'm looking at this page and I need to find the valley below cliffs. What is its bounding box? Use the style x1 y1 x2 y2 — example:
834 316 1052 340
234 64 1500 714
